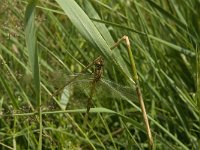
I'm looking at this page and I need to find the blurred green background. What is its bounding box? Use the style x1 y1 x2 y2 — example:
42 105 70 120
0 0 199 149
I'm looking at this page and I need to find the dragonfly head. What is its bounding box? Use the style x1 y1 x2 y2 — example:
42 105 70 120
94 57 103 70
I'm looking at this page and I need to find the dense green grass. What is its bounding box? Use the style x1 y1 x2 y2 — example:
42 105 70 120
0 0 199 149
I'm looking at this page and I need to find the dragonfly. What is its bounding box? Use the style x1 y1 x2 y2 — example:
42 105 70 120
49 56 136 124
50 35 153 146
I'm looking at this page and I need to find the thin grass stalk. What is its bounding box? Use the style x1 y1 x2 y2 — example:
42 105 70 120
111 36 154 149
197 44 200 121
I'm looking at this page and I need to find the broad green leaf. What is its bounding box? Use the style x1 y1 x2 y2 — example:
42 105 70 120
24 0 40 105
24 1 42 150
55 0 111 57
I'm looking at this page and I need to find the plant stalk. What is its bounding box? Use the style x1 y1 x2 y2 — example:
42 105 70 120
111 36 154 149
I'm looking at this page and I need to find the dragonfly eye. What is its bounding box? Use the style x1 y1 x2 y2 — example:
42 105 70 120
95 64 103 70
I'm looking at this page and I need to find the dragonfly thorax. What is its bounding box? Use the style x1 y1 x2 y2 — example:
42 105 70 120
93 57 103 82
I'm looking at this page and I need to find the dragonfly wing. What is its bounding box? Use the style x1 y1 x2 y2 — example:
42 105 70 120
49 72 95 109
97 78 137 101
50 71 137 108
59 86 71 110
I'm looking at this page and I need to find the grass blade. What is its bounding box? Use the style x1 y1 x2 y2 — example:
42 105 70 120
55 0 111 57
24 0 42 149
